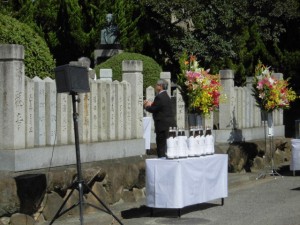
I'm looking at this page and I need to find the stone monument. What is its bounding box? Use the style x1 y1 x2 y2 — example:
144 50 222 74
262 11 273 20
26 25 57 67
94 13 123 65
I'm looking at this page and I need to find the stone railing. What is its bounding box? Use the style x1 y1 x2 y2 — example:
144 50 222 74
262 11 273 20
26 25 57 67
0 44 144 171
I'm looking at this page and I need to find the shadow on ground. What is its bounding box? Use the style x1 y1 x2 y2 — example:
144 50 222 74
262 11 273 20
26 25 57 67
277 165 300 176
275 165 300 191
121 203 220 219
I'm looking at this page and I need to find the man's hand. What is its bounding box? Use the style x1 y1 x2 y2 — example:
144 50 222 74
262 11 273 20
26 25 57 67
143 100 153 108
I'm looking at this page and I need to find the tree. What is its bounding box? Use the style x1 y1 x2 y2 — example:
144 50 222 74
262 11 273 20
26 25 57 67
138 0 300 86
1 0 299 88
112 0 146 52
0 13 56 78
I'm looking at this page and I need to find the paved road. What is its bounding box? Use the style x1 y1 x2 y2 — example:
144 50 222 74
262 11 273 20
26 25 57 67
43 169 300 225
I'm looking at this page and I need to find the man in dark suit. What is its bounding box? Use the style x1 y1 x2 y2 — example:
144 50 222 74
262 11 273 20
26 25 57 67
144 79 176 157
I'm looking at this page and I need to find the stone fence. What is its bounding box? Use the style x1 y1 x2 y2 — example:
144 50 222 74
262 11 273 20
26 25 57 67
0 44 144 171
0 44 285 171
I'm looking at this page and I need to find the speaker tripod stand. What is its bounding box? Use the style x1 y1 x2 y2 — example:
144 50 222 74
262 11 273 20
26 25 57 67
50 92 123 225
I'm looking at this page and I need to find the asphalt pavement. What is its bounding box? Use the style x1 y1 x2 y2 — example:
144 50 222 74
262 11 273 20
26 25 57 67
41 167 300 225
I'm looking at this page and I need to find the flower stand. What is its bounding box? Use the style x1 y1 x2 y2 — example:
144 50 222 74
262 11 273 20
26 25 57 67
256 111 283 179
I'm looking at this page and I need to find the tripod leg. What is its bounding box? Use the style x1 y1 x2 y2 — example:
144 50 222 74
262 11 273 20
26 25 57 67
49 188 76 225
83 183 123 225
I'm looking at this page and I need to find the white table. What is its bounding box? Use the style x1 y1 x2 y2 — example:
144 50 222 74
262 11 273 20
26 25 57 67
290 139 300 176
146 154 228 214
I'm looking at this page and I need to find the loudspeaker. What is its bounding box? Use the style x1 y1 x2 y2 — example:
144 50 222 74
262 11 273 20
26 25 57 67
54 64 90 93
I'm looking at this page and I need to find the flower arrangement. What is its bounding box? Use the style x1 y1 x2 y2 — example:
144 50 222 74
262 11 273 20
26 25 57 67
177 52 223 116
252 61 297 112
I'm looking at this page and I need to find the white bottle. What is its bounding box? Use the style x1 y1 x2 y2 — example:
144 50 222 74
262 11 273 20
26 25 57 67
167 127 177 159
205 127 214 155
198 128 206 156
177 129 188 158
187 127 196 157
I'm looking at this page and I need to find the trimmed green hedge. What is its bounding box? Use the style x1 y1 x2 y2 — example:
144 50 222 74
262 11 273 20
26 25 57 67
0 13 55 78
95 52 162 90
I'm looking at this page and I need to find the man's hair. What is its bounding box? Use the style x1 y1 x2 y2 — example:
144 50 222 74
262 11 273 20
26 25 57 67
157 79 168 90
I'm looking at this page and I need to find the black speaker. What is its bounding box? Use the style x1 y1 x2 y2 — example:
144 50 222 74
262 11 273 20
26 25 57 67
54 64 90 93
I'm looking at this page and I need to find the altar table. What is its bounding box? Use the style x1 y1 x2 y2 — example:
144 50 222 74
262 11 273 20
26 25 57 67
146 154 228 210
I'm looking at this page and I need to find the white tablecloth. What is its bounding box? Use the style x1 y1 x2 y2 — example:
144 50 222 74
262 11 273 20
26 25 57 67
290 139 300 171
146 154 228 209
143 117 152 150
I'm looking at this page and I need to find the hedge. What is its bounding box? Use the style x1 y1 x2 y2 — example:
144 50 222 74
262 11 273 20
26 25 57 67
0 13 55 78
95 52 162 90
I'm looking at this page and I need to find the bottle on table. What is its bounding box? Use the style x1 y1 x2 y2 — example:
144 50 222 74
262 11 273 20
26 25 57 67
187 126 196 157
199 126 206 156
177 128 188 158
205 127 214 155
167 127 177 159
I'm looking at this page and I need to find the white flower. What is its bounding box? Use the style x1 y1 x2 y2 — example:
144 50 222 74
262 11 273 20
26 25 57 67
268 77 275 85
262 67 271 75
259 93 265 99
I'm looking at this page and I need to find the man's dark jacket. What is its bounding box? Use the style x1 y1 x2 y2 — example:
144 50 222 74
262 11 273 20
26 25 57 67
145 91 176 133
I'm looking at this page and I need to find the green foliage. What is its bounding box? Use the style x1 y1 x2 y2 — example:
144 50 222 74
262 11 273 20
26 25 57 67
55 0 89 64
95 52 162 90
113 0 147 52
0 13 56 78
142 0 300 87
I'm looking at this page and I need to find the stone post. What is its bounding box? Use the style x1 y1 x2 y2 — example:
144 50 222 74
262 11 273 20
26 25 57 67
25 77 35 148
89 81 98 142
246 76 259 127
105 82 116 140
44 77 57 145
241 87 247 128
219 70 236 130
114 80 124 139
33 76 46 147
236 87 243 128
56 93 68 145
245 76 254 89
98 80 108 141
122 81 132 139
122 60 143 139
160 72 171 96
145 86 155 118
248 88 253 127
78 92 90 143
0 44 26 149
247 88 254 127
99 69 113 81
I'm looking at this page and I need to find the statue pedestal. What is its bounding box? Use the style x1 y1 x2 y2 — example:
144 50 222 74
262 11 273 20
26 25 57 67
94 45 123 65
